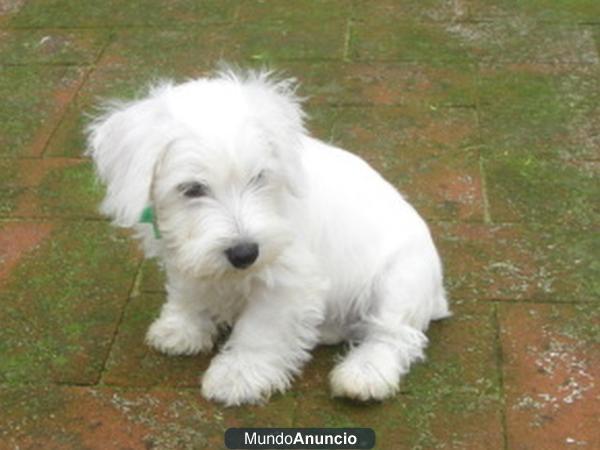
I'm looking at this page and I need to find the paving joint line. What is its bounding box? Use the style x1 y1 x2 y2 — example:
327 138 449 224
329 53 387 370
431 218 596 229
1 62 94 68
37 69 91 159
4 22 235 31
492 303 509 450
54 380 98 388
4 17 595 32
474 68 492 224
40 33 114 158
310 103 477 109
0 381 202 393
3 17 502 32
0 155 89 160
484 298 594 305
231 1 242 24
342 17 353 62
0 216 109 222
96 259 144 386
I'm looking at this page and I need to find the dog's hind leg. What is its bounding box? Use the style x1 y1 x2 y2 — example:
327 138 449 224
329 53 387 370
329 253 448 401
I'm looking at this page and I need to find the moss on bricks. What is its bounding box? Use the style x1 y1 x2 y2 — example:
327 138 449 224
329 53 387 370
0 222 139 384
483 153 599 226
293 303 503 449
469 0 600 22
37 161 104 218
102 293 207 388
479 65 600 160
350 18 475 66
10 0 237 27
0 29 108 65
0 66 84 157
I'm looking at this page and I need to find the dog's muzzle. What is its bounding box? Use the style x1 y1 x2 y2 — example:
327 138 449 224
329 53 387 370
225 242 259 269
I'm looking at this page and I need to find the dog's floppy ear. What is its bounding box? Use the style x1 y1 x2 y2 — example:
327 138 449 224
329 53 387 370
86 85 173 227
240 70 308 197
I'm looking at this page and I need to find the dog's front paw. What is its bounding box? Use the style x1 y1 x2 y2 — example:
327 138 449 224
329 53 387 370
145 315 214 356
329 356 399 401
201 352 291 406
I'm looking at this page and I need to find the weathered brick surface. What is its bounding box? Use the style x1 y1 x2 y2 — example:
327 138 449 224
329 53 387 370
139 259 167 293
468 0 600 23
0 29 109 65
1 66 86 157
447 22 599 64
0 0 25 25
0 158 104 218
294 302 504 449
436 223 598 302
0 385 295 449
352 0 471 23
285 61 477 107
478 63 600 227
0 222 139 384
234 1 348 61
1 1 598 448
0 222 53 287
9 0 238 27
499 303 600 449
478 64 600 160
103 293 208 387
350 18 475 64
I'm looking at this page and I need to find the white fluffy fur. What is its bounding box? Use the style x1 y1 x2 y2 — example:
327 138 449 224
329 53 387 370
87 69 450 406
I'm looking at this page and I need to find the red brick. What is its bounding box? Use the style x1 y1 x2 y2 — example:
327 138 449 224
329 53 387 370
285 61 476 107
0 222 53 287
0 158 103 218
0 385 294 449
139 260 166 293
353 0 470 23
103 293 207 388
0 29 108 65
1 66 86 158
0 222 139 384
499 303 600 449
0 0 25 25
295 302 503 449
435 223 597 302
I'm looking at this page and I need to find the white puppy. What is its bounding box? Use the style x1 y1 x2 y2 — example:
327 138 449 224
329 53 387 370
87 69 450 406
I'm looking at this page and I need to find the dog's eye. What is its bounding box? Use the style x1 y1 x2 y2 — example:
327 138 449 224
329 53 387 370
178 182 208 198
250 170 267 186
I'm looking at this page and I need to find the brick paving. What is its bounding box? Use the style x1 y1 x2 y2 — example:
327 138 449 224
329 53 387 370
0 1 598 449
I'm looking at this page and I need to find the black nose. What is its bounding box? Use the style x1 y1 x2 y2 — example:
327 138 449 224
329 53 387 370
225 242 259 269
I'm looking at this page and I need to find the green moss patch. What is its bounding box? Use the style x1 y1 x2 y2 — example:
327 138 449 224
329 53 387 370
10 0 237 27
0 29 108 65
469 0 600 23
350 18 475 66
478 64 600 160
0 222 140 384
437 223 599 302
0 66 84 157
37 161 104 217
484 152 598 226
103 293 207 387
293 302 503 449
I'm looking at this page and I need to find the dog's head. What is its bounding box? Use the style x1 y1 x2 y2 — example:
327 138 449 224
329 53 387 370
87 70 307 278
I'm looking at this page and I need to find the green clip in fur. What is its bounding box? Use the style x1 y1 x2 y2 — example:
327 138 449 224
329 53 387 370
140 206 161 239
